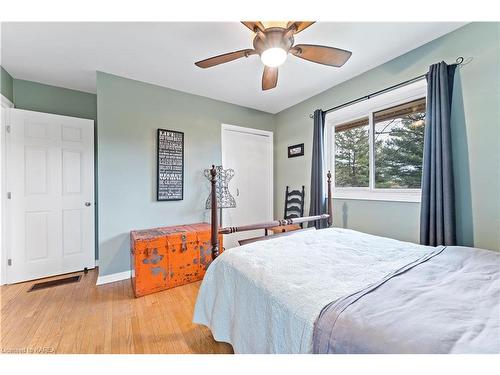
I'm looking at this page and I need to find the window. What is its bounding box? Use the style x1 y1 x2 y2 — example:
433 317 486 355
328 81 426 202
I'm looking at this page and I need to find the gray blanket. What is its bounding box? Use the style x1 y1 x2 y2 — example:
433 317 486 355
313 246 500 354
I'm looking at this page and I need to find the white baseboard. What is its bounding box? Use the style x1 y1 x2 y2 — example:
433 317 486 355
96 269 131 285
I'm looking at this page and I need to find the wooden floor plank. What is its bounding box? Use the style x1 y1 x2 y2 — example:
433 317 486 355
0 269 233 354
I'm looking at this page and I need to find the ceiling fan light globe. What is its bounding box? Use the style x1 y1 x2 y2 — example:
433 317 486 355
261 47 287 67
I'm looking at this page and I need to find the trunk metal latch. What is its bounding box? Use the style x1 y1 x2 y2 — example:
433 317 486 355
181 234 187 252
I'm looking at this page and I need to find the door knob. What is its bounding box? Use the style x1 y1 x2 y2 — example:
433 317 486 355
85 202 91 207
236 188 239 197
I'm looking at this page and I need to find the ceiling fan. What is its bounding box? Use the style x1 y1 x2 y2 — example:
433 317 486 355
195 21 352 91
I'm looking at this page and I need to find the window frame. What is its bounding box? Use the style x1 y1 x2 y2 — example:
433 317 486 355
326 80 427 203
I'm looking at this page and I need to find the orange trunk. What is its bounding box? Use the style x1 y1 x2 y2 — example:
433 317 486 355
130 222 223 297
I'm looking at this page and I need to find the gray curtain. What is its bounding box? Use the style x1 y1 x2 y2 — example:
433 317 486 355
420 61 457 246
308 109 328 229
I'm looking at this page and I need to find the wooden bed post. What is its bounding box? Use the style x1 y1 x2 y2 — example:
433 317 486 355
327 170 332 227
210 165 219 260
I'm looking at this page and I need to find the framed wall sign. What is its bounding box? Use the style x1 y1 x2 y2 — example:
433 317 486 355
288 143 304 158
157 129 184 201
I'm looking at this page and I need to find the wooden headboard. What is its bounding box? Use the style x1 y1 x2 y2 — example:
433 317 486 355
209 165 332 260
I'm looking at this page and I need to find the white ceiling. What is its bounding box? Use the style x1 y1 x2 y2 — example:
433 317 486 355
1 22 466 114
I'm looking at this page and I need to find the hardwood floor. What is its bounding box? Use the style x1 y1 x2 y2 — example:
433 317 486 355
0 269 233 354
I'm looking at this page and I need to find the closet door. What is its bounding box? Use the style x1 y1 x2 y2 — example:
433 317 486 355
221 124 273 248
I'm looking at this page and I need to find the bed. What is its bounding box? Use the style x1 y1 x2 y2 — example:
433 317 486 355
193 167 500 354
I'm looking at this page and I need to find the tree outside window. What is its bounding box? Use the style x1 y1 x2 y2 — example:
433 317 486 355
334 118 369 187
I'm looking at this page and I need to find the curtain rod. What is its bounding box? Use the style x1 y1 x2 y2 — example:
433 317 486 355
309 57 464 119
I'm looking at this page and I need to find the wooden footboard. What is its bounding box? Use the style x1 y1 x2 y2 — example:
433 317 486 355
209 165 332 260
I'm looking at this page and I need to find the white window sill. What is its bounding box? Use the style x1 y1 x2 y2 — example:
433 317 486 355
333 189 421 203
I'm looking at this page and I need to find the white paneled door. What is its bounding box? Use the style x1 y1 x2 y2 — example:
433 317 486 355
6 109 95 284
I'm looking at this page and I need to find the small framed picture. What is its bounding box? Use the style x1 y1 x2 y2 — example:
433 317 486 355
288 143 304 158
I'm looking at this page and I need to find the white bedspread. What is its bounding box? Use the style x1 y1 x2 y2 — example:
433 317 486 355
192 228 436 353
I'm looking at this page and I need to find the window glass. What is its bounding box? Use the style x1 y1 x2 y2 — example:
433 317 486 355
334 117 370 187
374 98 426 188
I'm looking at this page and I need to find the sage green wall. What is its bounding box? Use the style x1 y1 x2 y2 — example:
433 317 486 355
275 22 500 251
13 79 97 122
97 72 275 276
1 66 14 102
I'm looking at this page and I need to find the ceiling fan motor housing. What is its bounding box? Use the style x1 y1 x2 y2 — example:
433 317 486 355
253 27 294 55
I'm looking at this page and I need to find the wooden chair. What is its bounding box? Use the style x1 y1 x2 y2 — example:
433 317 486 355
265 186 305 236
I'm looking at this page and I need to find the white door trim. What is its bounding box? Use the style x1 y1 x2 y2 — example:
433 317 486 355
0 94 14 285
1 94 14 109
222 123 274 139
221 123 274 223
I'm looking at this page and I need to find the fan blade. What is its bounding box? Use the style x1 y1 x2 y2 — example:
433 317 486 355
195 49 256 68
286 21 315 34
241 21 266 33
262 66 278 91
291 44 352 67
